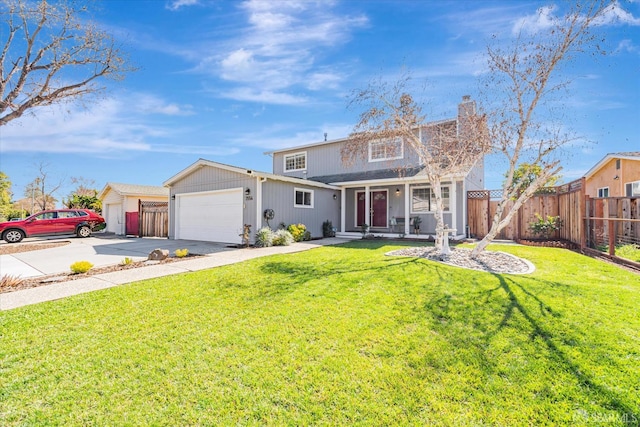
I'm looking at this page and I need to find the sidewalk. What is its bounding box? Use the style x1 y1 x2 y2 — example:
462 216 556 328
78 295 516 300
0 237 352 311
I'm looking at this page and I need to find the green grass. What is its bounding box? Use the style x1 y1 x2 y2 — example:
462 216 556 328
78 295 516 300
1 241 639 426
615 244 640 263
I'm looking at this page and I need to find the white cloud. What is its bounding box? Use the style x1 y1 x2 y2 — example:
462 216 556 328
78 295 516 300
594 2 640 26
207 0 368 104
0 93 217 155
615 39 640 54
512 5 559 35
166 0 199 11
512 2 640 35
134 94 195 116
219 88 308 105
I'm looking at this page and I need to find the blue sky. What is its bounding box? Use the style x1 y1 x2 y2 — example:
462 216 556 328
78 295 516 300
1 0 639 204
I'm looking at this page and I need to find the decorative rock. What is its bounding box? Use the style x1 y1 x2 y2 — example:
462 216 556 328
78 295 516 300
386 247 535 274
148 249 169 261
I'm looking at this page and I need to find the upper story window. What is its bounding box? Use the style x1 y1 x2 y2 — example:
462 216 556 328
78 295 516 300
284 152 307 172
368 138 403 162
626 181 640 197
294 188 314 208
597 187 609 198
411 186 450 213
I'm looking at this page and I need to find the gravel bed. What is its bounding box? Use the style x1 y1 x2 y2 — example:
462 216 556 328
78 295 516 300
387 246 534 274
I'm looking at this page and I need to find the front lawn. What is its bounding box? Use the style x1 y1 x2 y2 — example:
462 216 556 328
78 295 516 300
1 242 638 426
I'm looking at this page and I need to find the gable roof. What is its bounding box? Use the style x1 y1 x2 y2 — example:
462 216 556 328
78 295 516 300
98 182 169 199
163 158 340 190
584 152 640 178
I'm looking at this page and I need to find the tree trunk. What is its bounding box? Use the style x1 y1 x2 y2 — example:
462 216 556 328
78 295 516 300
431 177 445 253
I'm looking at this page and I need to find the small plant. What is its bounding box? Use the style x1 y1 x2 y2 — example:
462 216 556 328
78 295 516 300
287 223 307 242
121 257 134 265
360 223 369 239
175 248 189 258
70 261 93 274
322 220 335 238
255 227 274 248
303 230 312 241
1 274 24 290
530 214 563 239
272 229 294 246
412 217 422 235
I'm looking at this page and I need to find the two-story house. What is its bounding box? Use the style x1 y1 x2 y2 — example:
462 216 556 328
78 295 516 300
164 96 485 244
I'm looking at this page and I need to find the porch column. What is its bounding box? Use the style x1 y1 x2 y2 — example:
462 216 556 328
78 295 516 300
404 183 410 235
365 185 371 227
451 182 457 235
340 188 346 233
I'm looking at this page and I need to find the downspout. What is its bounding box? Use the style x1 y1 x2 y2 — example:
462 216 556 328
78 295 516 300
256 177 266 235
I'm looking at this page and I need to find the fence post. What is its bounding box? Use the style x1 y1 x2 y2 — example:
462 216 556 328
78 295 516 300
581 178 587 250
608 219 615 256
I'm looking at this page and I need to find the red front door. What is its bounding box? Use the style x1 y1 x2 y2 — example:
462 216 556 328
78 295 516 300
356 191 388 228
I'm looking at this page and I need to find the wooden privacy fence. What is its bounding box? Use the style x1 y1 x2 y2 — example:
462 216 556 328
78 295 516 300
467 179 584 244
585 197 640 255
138 200 168 238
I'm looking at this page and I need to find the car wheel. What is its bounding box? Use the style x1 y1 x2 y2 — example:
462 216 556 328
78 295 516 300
3 229 25 243
77 226 91 238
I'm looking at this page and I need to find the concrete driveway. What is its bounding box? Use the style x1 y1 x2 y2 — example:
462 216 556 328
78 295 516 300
0 234 234 278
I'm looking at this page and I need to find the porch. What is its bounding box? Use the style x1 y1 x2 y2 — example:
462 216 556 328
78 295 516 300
336 180 466 239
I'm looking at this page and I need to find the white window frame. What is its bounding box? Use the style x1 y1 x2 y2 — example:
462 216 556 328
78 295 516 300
626 180 640 197
368 138 403 162
597 187 609 198
284 151 307 172
410 186 450 214
294 188 314 208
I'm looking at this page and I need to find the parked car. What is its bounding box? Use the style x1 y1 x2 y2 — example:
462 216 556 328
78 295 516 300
0 209 106 243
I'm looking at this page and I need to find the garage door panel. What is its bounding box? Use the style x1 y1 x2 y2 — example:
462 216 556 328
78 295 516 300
176 189 243 243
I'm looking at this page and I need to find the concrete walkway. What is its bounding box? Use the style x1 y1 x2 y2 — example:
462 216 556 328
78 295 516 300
0 237 352 311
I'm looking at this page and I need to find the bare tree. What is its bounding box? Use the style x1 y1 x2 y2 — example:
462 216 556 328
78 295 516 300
0 0 134 126
24 161 62 211
342 75 489 252
471 0 616 257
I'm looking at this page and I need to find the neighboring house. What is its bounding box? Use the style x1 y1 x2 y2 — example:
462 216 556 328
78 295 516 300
584 152 640 198
165 96 485 244
98 183 169 235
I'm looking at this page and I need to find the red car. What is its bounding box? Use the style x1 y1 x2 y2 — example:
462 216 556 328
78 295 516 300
0 209 106 243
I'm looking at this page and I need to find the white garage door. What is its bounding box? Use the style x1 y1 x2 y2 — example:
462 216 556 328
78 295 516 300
105 203 122 234
176 188 243 243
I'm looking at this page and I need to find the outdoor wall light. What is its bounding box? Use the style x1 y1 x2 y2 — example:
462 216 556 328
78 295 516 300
245 188 251 196
614 175 619 180
395 188 400 195
171 195 176 200
333 194 338 200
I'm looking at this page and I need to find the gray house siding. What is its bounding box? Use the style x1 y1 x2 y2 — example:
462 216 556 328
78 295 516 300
168 165 257 239
273 139 422 180
261 180 340 238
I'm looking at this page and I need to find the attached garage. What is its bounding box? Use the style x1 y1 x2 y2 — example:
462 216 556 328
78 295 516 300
175 188 243 243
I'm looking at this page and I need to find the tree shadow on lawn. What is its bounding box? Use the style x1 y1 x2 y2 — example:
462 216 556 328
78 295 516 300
424 270 637 419
257 256 422 298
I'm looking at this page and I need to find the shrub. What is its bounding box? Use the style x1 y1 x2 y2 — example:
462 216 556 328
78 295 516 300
303 230 312 241
121 257 134 265
255 227 275 248
175 248 189 258
530 214 563 239
322 220 335 238
287 223 307 242
1 274 24 290
272 229 294 246
70 261 93 274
